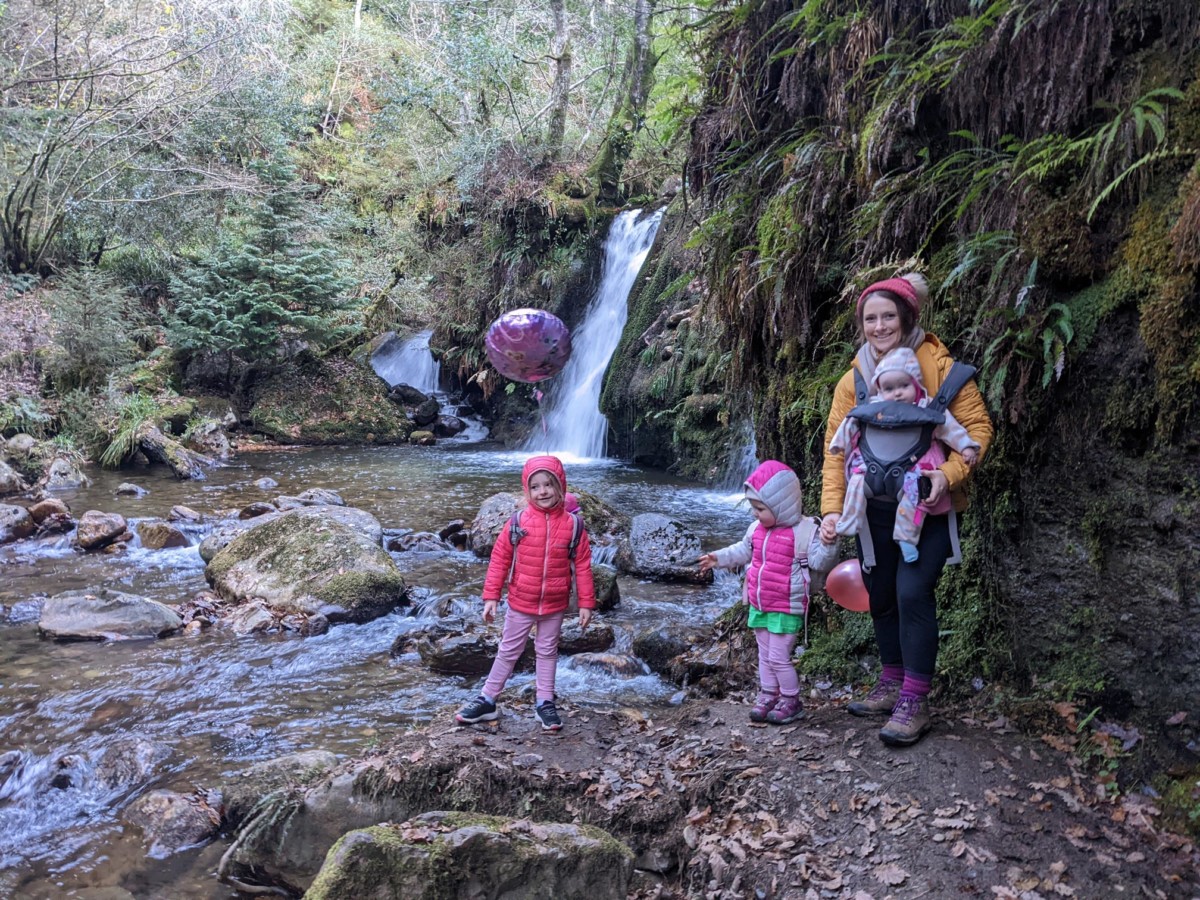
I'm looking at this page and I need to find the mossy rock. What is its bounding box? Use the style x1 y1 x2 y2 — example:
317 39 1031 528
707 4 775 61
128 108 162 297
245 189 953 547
249 355 413 445
205 505 407 623
306 812 634 900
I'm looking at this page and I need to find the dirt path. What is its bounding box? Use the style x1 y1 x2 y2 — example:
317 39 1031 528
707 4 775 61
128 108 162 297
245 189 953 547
373 694 1199 899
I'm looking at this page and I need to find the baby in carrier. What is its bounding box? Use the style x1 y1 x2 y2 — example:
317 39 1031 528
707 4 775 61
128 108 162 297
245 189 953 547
830 347 980 563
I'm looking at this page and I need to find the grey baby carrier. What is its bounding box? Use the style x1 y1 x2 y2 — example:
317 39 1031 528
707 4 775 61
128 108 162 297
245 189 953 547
848 361 977 503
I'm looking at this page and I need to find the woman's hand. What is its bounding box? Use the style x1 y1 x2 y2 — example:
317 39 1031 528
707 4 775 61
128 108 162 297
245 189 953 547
922 470 949 507
483 600 498 623
819 513 841 545
579 608 592 630
697 552 718 572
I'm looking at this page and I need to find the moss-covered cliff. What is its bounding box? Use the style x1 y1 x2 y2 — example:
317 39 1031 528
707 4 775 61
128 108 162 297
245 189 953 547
594 0 1200 782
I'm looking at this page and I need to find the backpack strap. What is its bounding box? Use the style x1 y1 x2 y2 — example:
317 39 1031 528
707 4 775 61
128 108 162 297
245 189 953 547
506 511 526 581
853 367 870 405
927 362 977 415
566 511 584 561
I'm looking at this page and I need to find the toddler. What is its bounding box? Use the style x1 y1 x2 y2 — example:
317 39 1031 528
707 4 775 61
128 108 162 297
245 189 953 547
699 460 837 724
830 347 979 562
455 455 594 732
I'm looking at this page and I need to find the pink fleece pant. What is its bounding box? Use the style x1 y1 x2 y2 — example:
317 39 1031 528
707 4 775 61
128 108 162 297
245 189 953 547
755 628 799 698
482 608 565 704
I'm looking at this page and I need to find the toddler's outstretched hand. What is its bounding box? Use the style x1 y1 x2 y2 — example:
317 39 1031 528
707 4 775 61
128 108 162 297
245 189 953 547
697 553 718 572
483 600 498 624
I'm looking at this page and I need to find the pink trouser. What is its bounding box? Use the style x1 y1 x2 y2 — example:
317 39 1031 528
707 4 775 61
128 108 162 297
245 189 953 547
755 628 799 698
482 608 565 704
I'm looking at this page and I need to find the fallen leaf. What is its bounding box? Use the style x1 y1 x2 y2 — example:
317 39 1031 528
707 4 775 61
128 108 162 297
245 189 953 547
1165 711 1188 726
873 862 907 886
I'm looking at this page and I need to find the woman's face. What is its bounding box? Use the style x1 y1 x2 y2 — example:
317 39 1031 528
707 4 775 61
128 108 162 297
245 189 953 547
861 295 903 356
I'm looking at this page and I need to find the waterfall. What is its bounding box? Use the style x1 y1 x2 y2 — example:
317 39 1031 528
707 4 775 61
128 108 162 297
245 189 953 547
371 330 441 392
718 419 759 491
524 208 664 459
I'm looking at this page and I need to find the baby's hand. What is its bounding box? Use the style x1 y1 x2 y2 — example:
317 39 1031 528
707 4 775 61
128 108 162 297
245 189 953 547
697 553 718 572
962 447 979 468
483 600 498 623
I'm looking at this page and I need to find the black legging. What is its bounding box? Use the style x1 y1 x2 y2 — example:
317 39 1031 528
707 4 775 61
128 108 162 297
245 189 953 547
857 501 952 677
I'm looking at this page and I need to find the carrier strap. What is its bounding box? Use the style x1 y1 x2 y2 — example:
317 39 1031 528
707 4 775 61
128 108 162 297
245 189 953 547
506 509 585 580
927 362 977 414
853 367 870 405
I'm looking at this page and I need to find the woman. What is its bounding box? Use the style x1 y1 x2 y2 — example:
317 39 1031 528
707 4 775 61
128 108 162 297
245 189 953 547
819 273 993 747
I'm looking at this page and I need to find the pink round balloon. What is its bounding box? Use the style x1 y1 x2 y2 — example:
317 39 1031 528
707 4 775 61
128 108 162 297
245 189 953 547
826 559 870 612
484 308 572 383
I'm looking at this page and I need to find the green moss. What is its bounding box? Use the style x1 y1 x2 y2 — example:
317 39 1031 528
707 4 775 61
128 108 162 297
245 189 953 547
1155 768 1200 841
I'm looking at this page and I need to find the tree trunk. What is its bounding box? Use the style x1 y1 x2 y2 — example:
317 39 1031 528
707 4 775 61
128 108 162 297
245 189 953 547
589 0 657 203
543 0 573 164
136 424 213 480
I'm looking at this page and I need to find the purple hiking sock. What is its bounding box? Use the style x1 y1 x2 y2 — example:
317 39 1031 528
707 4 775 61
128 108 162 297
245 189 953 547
882 664 905 685
900 671 932 699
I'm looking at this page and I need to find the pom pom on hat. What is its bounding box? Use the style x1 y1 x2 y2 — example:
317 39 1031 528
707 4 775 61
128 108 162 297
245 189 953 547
856 273 928 318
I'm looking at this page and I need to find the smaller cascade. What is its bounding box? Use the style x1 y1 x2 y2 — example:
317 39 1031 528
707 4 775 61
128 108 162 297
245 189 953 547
717 420 758 493
371 330 441 392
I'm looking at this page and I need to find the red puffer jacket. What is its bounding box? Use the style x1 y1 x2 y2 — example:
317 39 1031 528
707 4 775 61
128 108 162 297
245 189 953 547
482 455 596 615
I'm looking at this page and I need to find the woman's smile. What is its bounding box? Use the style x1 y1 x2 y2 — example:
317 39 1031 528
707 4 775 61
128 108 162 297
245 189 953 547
861 295 901 355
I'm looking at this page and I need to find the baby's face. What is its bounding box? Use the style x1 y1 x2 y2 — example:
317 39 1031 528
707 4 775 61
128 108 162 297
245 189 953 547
748 499 777 528
876 370 918 404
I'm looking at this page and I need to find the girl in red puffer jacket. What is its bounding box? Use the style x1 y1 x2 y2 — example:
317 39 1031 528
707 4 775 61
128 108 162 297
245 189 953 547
455 455 595 732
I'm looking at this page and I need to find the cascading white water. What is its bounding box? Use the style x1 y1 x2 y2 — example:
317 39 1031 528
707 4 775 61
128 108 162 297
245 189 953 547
371 329 441 392
524 208 664 459
719 419 759 492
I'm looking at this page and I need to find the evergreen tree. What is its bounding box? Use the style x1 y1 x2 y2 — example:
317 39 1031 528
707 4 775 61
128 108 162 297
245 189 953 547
166 159 354 370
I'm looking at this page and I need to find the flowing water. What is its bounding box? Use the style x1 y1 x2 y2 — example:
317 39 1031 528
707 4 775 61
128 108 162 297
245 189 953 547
0 205 745 897
524 209 664 460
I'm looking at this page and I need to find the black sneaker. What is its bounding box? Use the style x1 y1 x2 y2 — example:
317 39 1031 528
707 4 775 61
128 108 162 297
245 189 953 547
533 700 562 732
455 695 498 724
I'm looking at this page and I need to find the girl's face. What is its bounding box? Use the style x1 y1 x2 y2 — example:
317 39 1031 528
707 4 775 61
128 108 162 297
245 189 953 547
861 295 903 356
528 471 562 510
876 370 918 403
749 499 777 528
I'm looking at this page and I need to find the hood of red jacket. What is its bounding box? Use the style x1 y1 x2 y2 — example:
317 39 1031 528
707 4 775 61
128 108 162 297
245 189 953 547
522 455 568 508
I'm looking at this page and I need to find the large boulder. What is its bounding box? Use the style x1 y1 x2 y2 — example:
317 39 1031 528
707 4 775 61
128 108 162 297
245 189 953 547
38 588 182 641
74 510 129 551
0 459 29 496
43 456 91 490
469 492 524 558
305 812 634 900
0 504 35 544
614 513 712 584
205 505 406 623
222 750 339 830
417 629 530 676
123 789 219 856
199 517 277 562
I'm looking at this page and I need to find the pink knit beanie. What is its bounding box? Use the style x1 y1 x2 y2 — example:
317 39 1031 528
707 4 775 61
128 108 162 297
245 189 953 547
856 275 924 318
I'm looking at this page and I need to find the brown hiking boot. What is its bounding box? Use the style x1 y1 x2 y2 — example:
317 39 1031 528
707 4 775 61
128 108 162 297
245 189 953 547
879 695 931 746
847 679 901 718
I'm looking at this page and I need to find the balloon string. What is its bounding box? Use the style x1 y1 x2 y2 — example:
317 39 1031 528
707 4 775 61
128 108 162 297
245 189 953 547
535 389 547 435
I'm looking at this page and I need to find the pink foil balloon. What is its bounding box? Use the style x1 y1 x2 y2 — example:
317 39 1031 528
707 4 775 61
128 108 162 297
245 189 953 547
484 308 572 383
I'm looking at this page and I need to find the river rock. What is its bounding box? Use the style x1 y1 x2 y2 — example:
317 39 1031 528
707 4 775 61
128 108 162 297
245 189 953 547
590 563 621 612
123 789 219 856
296 488 345 506
387 531 448 553
239 501 277 519
470 492 524 557
74 511 129 550
0 503 35 544
185 420 230 460
411 397 440 426
417 630 531 676
38 588 182 640
388 383 430 405
305 812 634 900
43 456 91 490
29 497 70 523
168 504 203 523
632 624 708 675
93 737 172 789
116 482 148 497
614 514 712 584
4 433 37 456
409 430 436 446
255 477 279 490
0 459 29 496
220 600 277 635
572 490 631 547
568 652 651 678
389 616 467 656
223 750 339 829
432 414 466 437
205 505 405 624
558 621 615 655
137 521 190 550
